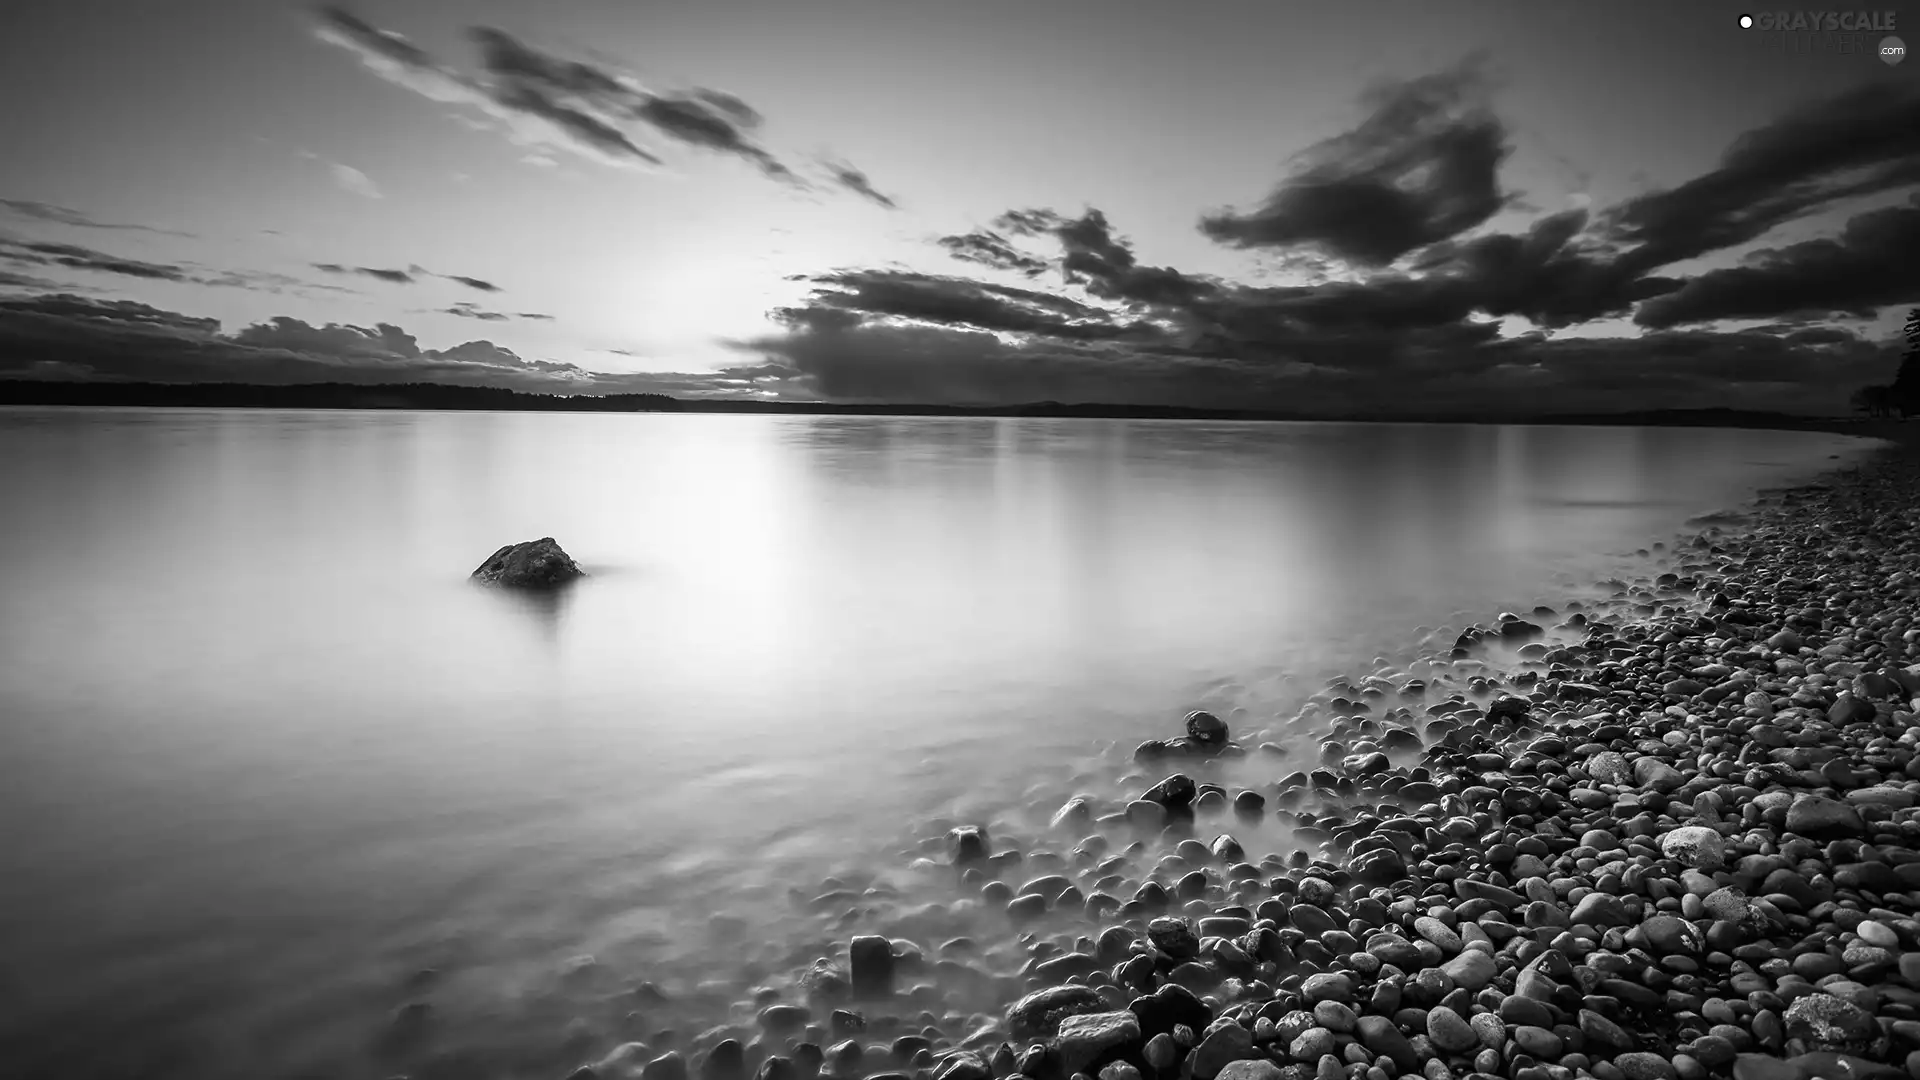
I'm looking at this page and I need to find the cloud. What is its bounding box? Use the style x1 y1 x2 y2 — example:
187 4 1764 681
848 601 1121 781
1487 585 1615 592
732 283 1896 414
734 70 1920 415
468 23 787 177
690 89 762 129
313 6 488 106
937 230 1051 276
1598 80 1920 278
629 91 795 181
824 162 898 210
0 237 356 296
315 8 886 200
0 199 195 238
313 6 659 167
783 268 1155 344
1634 199 1920 328
4 239 190 281
1193 69 1920 332
312 262 509 293
0 291 738 395
945 208 1217 308
489 79 664 165
1411 77 1920 327
310 263 414 284
437 301 551 321
1199 59 1512 267
330 163 383 199
0 268 84 292
441 304 508 321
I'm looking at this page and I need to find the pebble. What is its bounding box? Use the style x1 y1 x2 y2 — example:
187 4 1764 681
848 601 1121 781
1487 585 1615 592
1425 1006 1479 1054
593 455 1920 1080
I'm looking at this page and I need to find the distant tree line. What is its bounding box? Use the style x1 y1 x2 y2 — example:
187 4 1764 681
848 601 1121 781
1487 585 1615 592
1860 307 1920 418
0 381 683 412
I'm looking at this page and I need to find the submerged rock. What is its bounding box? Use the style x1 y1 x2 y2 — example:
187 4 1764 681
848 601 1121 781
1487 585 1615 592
1007 984 1106 1039
1184 710 1229 747
471 536 585 587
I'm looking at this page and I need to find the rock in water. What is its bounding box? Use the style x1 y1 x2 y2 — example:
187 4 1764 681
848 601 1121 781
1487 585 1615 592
1053 1011 1142 1075
471 537 585 587
848 935 895 997
1007 984 1107 1039
947 825 991 865
1185 710 1229 747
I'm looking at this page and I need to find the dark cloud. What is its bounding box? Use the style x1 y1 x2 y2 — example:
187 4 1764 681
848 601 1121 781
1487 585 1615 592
468 25 630 102
788 269 1153 343
1600 80 1920 278
315 7 660 167
691 89 762 129
1054 210 1216 307
312 263 414 284
312 263 505 292
729 318 1277 406
490 81 661 165
1178 71 1920 329
732 287 1896 414
631 92 795 181
944 209 1216 307
824 162 898 210
0 268 73 291
194 269 361 295
1635 200 1920 328
993 209 1068 237
437 301 552 322
0 291 734 396
320 10 882 198
753 69 1920 415
2 238 352 296
0 199 195 238
1423 77 1920 327
442 304 508 321
1199 60 1512 267
936 231 1050 277
8 240 189 281
314 6 443 76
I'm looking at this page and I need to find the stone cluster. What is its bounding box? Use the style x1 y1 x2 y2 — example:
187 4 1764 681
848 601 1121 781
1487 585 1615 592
548 454 1920 1080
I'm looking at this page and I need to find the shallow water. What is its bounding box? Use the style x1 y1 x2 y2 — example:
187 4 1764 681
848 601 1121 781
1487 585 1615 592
0 409 1880 1079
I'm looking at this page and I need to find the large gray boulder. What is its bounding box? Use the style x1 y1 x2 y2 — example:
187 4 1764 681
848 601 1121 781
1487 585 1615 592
471 537 585 587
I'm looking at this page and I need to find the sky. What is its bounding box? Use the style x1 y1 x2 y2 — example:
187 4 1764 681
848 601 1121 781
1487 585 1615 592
0 0 1915 414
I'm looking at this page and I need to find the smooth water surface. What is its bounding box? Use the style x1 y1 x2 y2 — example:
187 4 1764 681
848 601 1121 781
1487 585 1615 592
0 409 1878 1079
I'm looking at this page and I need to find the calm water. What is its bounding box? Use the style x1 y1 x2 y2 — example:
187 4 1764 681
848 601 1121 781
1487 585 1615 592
0 409 1878 1079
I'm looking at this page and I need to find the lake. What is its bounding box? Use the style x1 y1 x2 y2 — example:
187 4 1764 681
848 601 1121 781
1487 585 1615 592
0 408 1878 1080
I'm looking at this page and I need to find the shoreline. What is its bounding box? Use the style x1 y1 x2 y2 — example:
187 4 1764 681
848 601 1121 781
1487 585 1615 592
552 442 1920 1080
2 384 1917 443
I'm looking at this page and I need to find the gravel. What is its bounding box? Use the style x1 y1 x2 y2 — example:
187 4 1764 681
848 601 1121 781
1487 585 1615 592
561 449 1920 1080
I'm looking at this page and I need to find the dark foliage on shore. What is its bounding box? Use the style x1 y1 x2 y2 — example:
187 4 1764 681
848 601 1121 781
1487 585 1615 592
1886 309 1920 416
0 380 1899 434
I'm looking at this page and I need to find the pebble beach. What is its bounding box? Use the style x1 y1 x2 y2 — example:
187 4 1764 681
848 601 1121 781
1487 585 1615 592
447 437 1920 1080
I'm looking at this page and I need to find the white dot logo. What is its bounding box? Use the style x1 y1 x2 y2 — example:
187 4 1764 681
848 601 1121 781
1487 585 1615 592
1884 36 1908 65
1739 14 1754 28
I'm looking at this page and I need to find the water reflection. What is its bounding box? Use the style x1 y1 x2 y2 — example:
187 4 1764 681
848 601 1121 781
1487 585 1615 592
474 578 581 643
0 408 1885 1080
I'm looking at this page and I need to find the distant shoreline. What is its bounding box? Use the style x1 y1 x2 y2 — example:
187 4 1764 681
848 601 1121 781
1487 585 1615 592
0 379 1911 443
